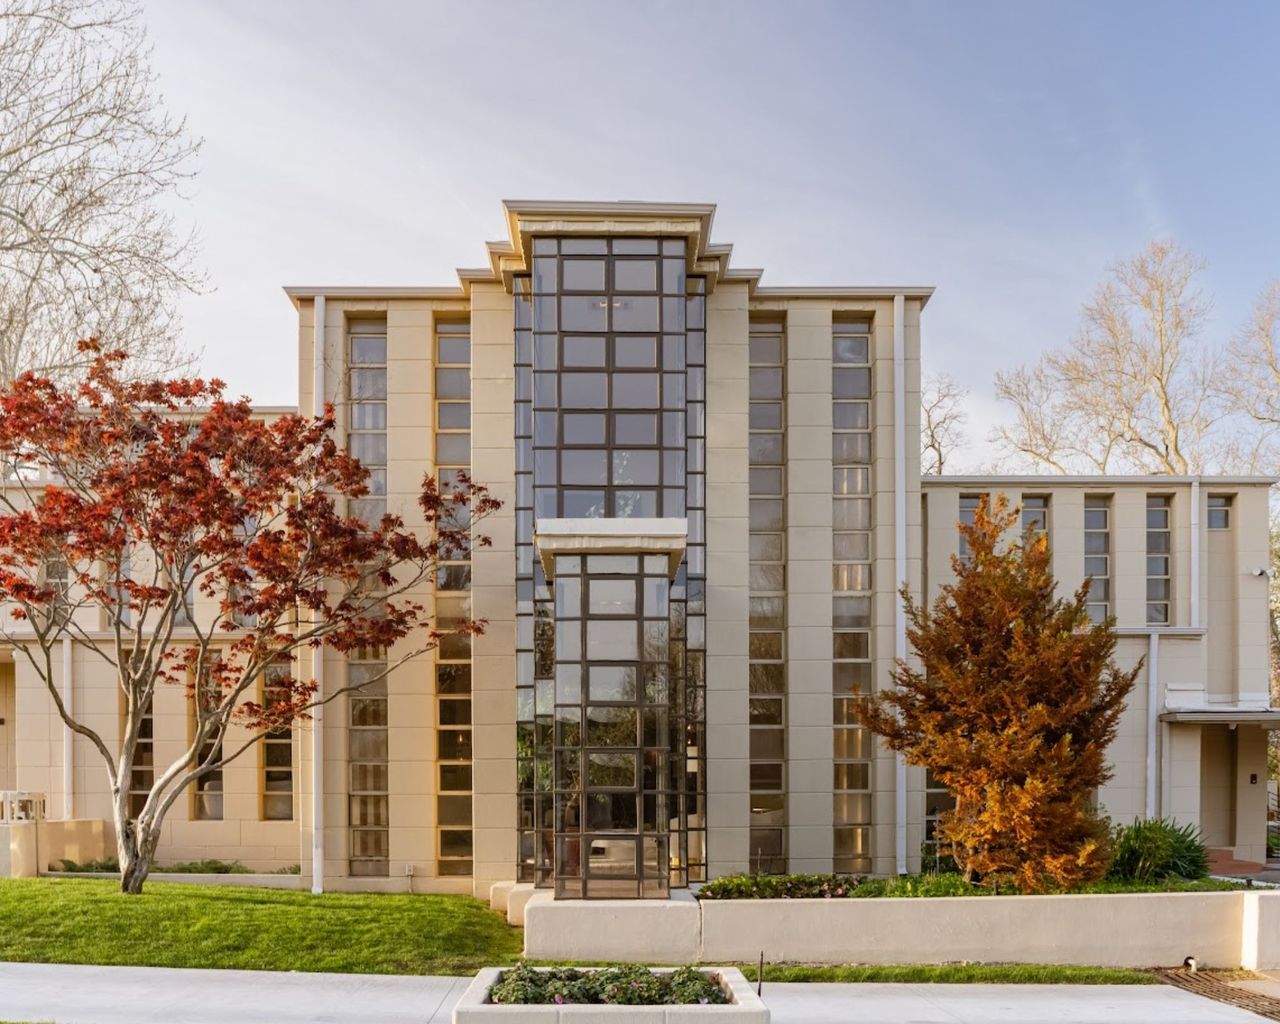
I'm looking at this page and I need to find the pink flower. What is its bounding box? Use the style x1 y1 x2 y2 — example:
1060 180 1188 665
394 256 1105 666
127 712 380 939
554 995 565 1004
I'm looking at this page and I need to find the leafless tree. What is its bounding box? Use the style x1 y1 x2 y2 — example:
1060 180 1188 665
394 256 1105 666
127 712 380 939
1222 282 1280 434
0 0 202 382
921 372 968 474
993 240 1223 474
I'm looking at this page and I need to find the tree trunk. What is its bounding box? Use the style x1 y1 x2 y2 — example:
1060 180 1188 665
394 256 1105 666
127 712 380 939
114 802 158 895
119 848 152 895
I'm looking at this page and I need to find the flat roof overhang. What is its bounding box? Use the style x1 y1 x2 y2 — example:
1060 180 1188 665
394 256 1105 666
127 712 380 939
534 517 687 579
1160 710 1280 727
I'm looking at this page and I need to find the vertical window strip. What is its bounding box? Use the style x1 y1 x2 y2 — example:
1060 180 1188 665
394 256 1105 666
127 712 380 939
348 653 389 876
347 322 389 876
1146 495 1172 625
748 321 786 874
192 658 224 821
1021 495 1049 539
1084 496 1112 624
958 494 984 562
924 767 954 866
262 660 294 821
831 319 873 874
435 321 473 876
127 695 154 818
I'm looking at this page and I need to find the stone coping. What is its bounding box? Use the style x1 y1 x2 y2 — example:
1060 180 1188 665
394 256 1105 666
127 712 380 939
453 966 767 1023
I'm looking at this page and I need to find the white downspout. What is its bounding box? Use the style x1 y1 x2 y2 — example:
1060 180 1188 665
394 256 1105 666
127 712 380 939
61 636 73 820
892 294 908 875
1146 632 1160 818
1190 480 1201 629
311 294 327 895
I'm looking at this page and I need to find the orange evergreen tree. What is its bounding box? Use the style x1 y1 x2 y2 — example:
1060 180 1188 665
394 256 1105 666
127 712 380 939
856 495 1139 892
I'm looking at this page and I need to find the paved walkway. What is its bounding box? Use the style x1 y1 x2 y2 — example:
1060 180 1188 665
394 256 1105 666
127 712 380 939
0 962 1270 1024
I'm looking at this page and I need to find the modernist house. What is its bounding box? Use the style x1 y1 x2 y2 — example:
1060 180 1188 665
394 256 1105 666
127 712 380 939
0 201 1275 898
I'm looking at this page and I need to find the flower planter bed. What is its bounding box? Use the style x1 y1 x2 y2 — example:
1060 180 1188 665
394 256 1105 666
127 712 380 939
453 966 767 1023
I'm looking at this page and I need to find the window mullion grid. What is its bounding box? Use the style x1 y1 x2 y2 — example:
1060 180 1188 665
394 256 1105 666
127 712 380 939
346 324 389 876
748 322 786 874
831 321 873 875
435 321 473 876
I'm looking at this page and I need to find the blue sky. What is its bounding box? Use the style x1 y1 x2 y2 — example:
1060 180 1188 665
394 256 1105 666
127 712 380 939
143 0 1280 466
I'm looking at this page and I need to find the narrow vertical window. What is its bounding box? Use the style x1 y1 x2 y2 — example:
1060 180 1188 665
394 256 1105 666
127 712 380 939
127 695 154 818
1021 495 1049 540
748 320 785 874
924 768 954 866
832 319 872 875
41 556 70 627
261 660 294 821
1207 495 1232 530
1146 495 1172 625
958 494 984 562
348 651 389 876
435 320 473 877
192 660 224 821
347 321 390 875
1084 496 1111 624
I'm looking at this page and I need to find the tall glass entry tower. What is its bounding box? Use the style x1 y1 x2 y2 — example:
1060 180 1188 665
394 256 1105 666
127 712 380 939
513 236 708 897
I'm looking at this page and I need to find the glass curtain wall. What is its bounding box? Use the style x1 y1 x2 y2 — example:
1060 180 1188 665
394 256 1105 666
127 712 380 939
514 237 706 896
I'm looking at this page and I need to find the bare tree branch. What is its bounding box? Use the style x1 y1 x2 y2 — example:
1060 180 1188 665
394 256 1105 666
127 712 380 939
993 240 1226 474
921 372 968 475
0 0 204 382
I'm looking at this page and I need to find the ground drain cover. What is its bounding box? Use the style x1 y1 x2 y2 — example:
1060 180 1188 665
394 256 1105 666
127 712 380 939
1156 969 1280 1021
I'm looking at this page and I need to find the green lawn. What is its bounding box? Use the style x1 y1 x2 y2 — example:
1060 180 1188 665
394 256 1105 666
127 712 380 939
738 963 1161 984
0 878 522 975
0 878 1187 986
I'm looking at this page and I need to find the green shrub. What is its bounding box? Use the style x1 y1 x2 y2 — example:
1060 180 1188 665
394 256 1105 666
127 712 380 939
696 869 1233 900
56 857 120 873
696 872 863 900
54 857 251 875
488 963 726 1006
1107 819 1209 882
855 873 980 898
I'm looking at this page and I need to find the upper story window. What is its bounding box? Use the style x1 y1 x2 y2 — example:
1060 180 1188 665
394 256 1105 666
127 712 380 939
1021 496 1049 542
958 494 985 562
1146 495 1172 625
347 322 388 526
1084 496 1111 624
1207 495 1232 530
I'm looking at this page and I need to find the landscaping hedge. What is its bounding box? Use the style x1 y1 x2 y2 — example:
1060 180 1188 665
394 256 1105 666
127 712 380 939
489 963 727 1005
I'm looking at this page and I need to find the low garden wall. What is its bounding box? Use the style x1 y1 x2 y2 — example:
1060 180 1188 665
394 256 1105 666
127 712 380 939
2 820 106 878
525 890 1280 969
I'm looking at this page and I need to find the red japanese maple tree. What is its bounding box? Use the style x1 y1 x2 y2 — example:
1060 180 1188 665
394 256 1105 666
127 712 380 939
0 342 498 892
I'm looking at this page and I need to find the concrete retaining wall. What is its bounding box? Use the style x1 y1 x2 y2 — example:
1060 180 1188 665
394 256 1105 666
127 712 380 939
524 889 702 963
2 819 106 878
524 890 1280 969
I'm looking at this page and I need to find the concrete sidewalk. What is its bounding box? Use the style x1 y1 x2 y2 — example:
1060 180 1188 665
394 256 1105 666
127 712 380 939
0 962 1269 1024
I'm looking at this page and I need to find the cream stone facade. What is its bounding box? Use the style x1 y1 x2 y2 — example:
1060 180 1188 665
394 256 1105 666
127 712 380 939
1 201 1275 896
924 477 1278 864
